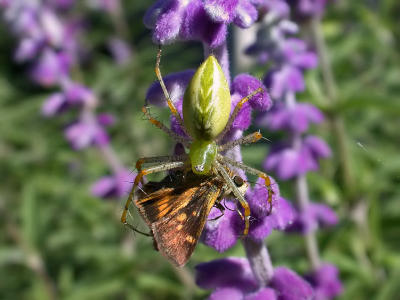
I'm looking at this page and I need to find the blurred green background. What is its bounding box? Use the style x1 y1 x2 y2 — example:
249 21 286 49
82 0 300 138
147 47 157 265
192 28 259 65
1 1 400 299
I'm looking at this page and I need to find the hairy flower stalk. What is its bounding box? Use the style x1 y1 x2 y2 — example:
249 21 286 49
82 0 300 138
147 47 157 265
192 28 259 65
1 1 133 199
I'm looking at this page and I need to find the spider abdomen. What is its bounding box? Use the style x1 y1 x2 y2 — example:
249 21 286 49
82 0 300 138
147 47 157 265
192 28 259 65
183 55 231 140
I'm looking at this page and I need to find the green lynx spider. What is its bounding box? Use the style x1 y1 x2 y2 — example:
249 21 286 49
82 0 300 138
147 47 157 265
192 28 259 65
121 48 274 236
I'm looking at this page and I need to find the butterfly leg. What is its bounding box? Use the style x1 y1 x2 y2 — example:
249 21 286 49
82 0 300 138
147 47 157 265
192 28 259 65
155 47 190 137
218 155 274 215
215 161 251 236
121 161 186 226
141 106 190 147
216 87 264 142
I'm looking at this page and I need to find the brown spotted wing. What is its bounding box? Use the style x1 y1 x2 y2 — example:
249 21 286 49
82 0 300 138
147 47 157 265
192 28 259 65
135 171 225 267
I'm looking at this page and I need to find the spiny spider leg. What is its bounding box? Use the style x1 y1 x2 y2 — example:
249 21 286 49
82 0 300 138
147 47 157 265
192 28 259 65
121 161 186 226
218 155 274 215
136 154 188 172
215 161 251 236
218 131 262 152
216 87 264 142
208 202 225 221
155 46 191 138
142 106 190 147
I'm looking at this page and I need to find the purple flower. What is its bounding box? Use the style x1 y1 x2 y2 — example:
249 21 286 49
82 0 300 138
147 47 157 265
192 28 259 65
264 136 331 180
287 203 338 234
42 93 68 116
14 38 42 62
202 178 294 252
196 257 313 299
257 102 323 133
91 169 134 199
108 37 131 64
65 119 109 150
305 263 342 299
144 0 259 47
31 49 70 86
292 0 331 17
264 66 305 99
63 82 95 105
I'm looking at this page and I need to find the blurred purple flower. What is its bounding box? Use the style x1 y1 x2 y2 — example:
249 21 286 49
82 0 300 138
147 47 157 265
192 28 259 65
196 257 313 299
202 178 294 252
305 263 342 299
291 0 331 17
14 38 42 62
257 102 323 133
42 93 67 116
108 37 132 64
91 169 134 199
31 49 70 86
264 136 331 180
287 203 338 234
65 119 109 150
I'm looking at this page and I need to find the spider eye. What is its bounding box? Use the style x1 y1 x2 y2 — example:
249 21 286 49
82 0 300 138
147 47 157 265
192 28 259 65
233 176 244 187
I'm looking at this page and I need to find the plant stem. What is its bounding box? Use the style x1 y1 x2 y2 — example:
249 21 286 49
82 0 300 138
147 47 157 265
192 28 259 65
310 17 356 199
295 173 321 271
242 238 274 287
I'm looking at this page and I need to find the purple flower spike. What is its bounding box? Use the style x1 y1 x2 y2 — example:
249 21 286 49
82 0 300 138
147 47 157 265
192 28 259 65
146 69 195 107
232 74 271 111
204 0 239 23
270 267 314 300
305 263 342 300
258 103 324 133
264 66 305 99
91 169 134 199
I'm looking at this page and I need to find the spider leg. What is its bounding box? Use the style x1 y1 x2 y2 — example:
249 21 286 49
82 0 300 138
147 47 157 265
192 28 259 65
208 202 225 221
121 161 186 227
216 87 264 142
142 106 190 147
214 161 251 236
218 131 262 152
155 46 190 138
218 154 274 215
136 154 188 173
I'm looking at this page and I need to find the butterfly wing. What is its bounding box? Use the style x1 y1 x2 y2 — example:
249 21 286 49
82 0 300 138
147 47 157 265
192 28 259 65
135 175 223 266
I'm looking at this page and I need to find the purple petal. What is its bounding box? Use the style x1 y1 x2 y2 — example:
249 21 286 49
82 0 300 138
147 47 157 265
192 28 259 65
303 135 331 159
310 203 338 227
153 0 186 44
232 74 271 111
233 0 258 28
270 267 314 300
40 9 64 47
210 288 243 300
31 50 70 87
181 1 227 48
244 288 277 300
14 38 41 62
97 113 115 126
146 70 195 107
204 0 239 23
264 146 300 180
143 0 170 28
64 82 94 104
42 93 67 116
305 263 342 300
91 170 134 199
231 93 252 130
195 257 258 292
202 207 241 252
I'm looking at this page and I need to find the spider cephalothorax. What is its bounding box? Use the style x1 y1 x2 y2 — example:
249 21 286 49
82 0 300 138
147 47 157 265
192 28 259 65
121 48 274 266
